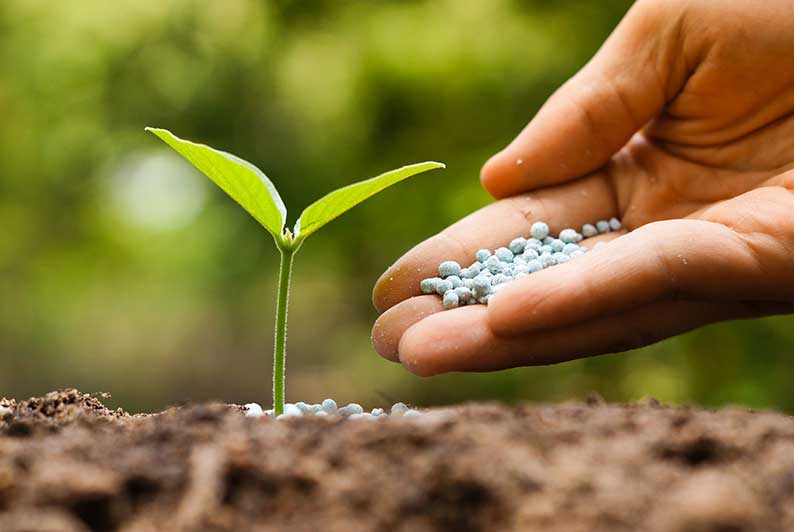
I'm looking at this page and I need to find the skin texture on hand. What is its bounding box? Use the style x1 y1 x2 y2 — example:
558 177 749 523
372 0 794 376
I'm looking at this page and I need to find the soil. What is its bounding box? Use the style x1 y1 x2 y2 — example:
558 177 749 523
2 390 794 532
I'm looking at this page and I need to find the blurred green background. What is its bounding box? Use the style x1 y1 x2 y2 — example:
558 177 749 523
2 0 793 413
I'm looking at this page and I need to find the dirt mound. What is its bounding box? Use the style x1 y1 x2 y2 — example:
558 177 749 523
2 390 794 532
0 389 126 433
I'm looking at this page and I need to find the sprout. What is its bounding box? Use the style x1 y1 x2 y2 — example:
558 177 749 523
147 128 444 415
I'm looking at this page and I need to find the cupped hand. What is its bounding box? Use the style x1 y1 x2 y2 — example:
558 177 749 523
372 0 794 376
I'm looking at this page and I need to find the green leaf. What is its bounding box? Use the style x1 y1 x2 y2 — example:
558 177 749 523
145 127 287 241
294 161 445 242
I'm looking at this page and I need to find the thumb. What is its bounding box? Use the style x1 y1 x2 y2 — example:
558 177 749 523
488 213 794 337
481 0 689 198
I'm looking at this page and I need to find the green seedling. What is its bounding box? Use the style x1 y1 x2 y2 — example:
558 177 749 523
146 128 444 415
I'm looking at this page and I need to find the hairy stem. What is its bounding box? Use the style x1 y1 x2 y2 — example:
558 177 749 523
273 247 294 416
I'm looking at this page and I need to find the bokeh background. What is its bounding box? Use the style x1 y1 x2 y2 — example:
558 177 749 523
2 0 793 413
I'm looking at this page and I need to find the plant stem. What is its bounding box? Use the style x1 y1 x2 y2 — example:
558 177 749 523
273 247 294 416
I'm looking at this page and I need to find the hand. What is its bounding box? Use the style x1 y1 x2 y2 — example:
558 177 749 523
371 0 794 376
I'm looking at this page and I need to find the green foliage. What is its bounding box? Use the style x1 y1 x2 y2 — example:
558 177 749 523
294 161 445 243
145 128 287 242
147 128 444 249
148 127 443 413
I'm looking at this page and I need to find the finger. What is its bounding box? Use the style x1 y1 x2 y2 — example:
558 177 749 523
399 299 794 376
480 0 688 198
372 295 444 362
488 217 791 336
373 173 617 312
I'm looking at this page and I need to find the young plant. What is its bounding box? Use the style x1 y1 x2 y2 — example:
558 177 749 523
145 128 444 415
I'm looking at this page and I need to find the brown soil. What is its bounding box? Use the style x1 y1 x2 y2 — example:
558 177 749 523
2 390 794 532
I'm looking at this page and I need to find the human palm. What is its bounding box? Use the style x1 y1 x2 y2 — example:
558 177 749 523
372 0 794 376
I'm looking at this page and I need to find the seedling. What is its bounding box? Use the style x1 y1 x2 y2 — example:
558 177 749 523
146 128 444 415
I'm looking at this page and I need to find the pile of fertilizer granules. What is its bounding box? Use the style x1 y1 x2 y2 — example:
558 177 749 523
420 218 622 309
